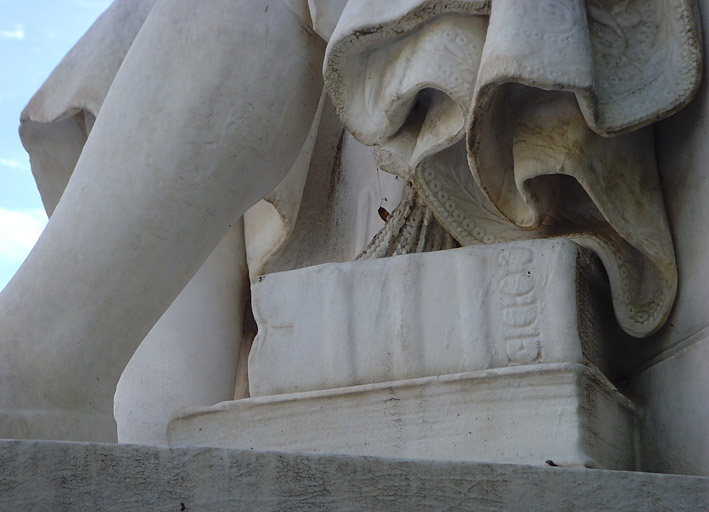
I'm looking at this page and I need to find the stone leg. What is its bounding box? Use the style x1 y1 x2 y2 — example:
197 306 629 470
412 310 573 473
0 0 324 441
114 223 249 445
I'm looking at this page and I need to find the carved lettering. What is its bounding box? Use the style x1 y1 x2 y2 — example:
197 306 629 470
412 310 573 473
499 248 540 364
500 272 535 297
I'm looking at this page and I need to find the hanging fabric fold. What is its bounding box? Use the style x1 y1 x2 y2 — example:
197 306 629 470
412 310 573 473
324 0 702 336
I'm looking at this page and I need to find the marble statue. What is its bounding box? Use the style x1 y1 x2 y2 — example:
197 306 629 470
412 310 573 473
0 0 703 465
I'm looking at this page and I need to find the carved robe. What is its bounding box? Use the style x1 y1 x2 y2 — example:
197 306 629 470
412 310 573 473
324 0 702 337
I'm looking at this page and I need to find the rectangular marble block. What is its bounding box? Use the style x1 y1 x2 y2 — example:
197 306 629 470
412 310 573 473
249 239 614 397
168 363 638 470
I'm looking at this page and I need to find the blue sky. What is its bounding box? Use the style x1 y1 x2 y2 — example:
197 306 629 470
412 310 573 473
0 0 112 290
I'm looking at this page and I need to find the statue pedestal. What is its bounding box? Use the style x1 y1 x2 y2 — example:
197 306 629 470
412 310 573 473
169 240 638 469
168 363 637 470
3 440 706 510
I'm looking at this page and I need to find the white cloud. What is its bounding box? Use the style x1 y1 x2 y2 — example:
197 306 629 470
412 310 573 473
0 158 22 169
0 158 29 172
0 208 47 263
0 25 24 40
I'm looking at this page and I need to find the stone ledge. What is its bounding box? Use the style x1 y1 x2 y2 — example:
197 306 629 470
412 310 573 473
1 440 706 511
168 363 638 471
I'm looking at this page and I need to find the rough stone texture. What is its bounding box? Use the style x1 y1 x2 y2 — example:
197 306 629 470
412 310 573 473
0 440 706 511
169 364 637 471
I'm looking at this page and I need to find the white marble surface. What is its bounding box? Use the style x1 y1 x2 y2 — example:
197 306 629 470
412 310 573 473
113 224 248 445
169 363 637 470
325 0 702 337
620 0 709 476
0 0 325 442
631 336 709 476
0 1 705 478
248 239 611 396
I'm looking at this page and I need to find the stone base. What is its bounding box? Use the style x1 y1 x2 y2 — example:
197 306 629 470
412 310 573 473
168 363 638 470
1 440 706 511
249 240 624 397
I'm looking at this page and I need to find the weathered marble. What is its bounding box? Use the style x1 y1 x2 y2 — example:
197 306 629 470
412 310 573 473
325 0 702 338
0 0 325 442
2 440 707 512
113 96 409 445
113 224 248 445
170 363 637 470
0 0 706 482
248 239 622 397
630 339 709 476
617 0 709 478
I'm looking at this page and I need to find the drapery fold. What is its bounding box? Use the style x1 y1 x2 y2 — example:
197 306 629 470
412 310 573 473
325 0 702 337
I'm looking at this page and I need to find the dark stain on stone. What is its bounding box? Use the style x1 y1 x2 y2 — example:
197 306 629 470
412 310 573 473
327 128 347 203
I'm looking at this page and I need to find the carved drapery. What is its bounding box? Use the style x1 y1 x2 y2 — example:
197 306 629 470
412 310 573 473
325 0 702 337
